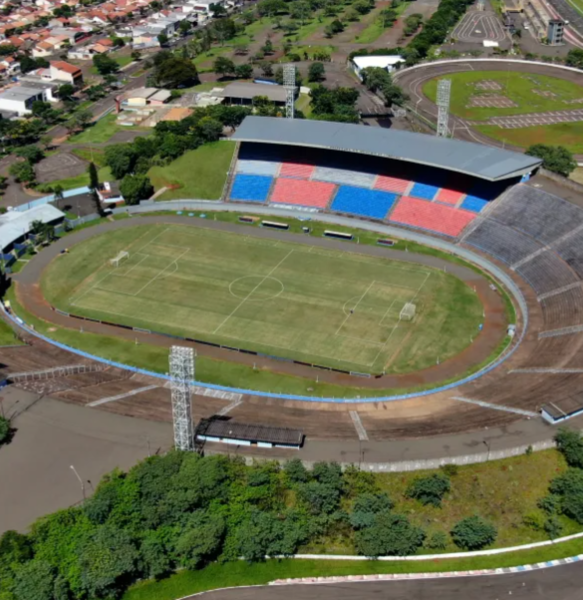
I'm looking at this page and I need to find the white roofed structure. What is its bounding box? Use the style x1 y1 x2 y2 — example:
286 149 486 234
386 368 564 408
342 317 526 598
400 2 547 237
350 55 404 80
0 204 65 251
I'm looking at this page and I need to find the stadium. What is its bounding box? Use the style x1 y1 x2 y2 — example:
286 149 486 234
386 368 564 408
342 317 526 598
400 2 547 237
5 111 583 459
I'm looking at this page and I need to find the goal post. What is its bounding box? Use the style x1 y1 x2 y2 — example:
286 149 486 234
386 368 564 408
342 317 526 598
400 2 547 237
400 302 416 322
110 251 129 267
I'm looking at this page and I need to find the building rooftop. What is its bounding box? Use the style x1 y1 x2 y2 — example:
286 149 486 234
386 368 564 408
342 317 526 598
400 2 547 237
0 85 45 102
50 60 82 75
196 418 304 446
232 116 543 181
0 204 64 251
352 55 404 69
217 82 287 103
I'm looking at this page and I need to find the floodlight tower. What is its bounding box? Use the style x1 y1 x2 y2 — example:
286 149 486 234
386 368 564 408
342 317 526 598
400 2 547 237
283 64 296 119
436 79 451 138
169 345 195 451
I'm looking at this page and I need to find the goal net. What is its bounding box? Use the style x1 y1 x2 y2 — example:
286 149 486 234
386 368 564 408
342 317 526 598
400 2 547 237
110 251 129 267
400 302 416 322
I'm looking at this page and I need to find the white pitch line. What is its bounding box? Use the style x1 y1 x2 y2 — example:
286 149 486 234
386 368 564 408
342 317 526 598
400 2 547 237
218 398 244 416
132 248 190 297
213 249 294 334
335 280 376 336
87 385 159 407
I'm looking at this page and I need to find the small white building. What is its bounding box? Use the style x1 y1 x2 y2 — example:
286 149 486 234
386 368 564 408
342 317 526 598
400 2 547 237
0 85 48 116
350 55 404 81
187 0 226 15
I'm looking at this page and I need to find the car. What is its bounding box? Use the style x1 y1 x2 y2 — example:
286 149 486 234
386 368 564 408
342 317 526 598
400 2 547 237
524 23 529 29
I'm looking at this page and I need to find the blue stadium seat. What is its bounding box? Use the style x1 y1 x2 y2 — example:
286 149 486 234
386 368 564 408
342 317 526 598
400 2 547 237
230 174 273 202
331 186 398 219
461 195 489 213
409 182 440 201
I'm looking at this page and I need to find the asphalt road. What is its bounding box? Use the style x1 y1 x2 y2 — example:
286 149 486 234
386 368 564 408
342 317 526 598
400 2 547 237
192 562 583 599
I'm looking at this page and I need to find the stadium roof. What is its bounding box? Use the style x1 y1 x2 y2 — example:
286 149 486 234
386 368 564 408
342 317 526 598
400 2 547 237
232 117 542 181
0 204 64 251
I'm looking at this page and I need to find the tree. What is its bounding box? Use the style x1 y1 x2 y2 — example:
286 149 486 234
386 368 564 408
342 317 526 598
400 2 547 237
14 145 44 164
53 184 64 203
259 61 274 76
153 57 199 88
196 116 223 142
406 473 451 507
235 63 253 79
58 83 75 100
158 33 169 46
324 19 344 37
9 161 35 184
451 516 497 550
378 7 397 27
213 56 236 78
344 7 359 21
13 560 56 600
93 53 119 75
525 144 577 177
174 511 225 569
298 481 340 515
354 512 425 557
105 144 136 179
210 2 228 16
566 48 583 69
262 38 274 55
350 492 393 529
179 20 192 35
120 174 154 205
555 428 583 468
284 458 309 483
40 134 52 150
32 101 60 125
308 61 325 82
77 526 139 599
0 415 9 444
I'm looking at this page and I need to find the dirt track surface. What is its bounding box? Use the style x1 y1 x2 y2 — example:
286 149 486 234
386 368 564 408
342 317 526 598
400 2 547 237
14 215 508 390
394 60 583 157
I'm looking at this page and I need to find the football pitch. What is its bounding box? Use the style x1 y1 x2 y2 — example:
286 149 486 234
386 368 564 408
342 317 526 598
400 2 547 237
42 224 484 375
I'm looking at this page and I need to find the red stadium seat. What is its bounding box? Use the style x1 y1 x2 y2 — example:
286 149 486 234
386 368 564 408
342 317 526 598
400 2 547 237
390 196 476 237
374 175 411 195
437 188 465 205
270 178 335 208
280 162 315 179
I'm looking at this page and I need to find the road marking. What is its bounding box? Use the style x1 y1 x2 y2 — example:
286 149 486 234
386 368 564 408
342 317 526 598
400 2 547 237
88 385 159 407
349 410 369 441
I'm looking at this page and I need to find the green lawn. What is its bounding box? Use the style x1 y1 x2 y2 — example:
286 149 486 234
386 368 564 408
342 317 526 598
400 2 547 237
42 222 483 375
423 70 583 152
90 53 134 75
148 141 235 200
67 113 122 145
477 121 583 154
0 317 22 346
36 165 113 192
70 147 107 168
123 534 583 600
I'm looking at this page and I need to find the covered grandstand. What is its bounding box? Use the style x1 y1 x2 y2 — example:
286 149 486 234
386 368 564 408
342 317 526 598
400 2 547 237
229 117 542 238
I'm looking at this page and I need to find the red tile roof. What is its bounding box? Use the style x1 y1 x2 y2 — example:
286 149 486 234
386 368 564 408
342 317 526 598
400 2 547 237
50 60 82 75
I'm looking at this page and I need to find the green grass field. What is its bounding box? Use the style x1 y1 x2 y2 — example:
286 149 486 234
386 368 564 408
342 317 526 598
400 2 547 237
42 223 483 375
148 141 235 200
423 71 583 151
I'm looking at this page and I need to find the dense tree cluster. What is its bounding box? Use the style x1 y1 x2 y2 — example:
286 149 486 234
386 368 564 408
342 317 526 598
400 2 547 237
310 85 360 123
525 144 577 177
361 67 407 107
407 0 474 62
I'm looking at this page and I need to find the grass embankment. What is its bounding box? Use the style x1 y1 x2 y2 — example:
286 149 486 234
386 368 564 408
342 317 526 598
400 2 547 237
36 166 113 192
67 113 135 145
423 71 583 152
0 317 22 346
355 1 411 44
123 534 583 600
148 141 236 201
5 212 514 397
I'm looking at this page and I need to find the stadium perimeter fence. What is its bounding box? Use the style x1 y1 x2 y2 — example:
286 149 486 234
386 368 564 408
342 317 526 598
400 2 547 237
3 201 529 404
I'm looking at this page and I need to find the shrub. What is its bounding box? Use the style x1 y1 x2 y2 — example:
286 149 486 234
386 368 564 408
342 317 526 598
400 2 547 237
284 458 309 483
554 428 583 468
354 512 425 557
0 415 9 444
451 516 497 550
439 464 459 477
425 531 448 550
406 473 451 507
350 492 393 529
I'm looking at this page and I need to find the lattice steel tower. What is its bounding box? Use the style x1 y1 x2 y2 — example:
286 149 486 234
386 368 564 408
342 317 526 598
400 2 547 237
169 346 195 451
283 64 296 119
436 79 451 138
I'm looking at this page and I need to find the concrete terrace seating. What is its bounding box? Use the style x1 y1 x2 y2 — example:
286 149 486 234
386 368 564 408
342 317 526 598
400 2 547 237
516 251 579 295
465 219 543 266
313 166 376 188
390 196 476 237
461 195 489 213
230 174 273 202
409 182 440 201
436 188 465 205
374 175 411 195
331 186 398 220
236 160 280 177
270 178 335 208
555 236 583 279
490 185 583 244
541 286 583 331
279 162 315 179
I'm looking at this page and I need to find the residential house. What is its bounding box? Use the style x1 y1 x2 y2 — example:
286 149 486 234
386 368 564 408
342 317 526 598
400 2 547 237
49 60 82 84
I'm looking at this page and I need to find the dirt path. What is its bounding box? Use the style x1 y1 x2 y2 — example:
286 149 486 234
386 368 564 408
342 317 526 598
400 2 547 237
15 215 508 390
